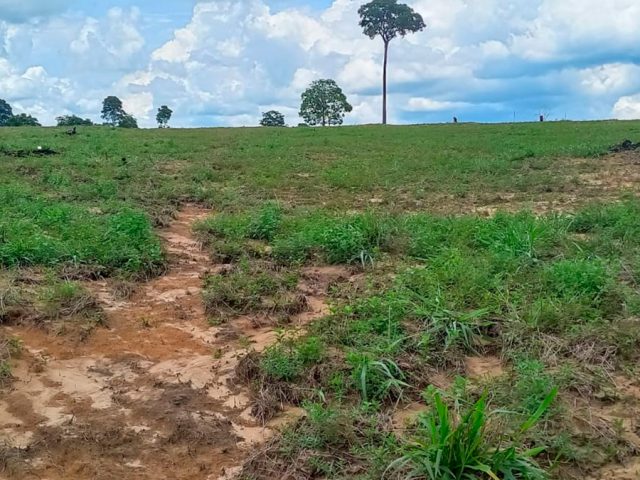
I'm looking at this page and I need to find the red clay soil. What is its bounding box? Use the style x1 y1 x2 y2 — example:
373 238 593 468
0 206 342 480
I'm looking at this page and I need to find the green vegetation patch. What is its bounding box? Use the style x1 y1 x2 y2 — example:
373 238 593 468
203 260 305 321
0 272 105 339
232 199 640 478
0 183 164 277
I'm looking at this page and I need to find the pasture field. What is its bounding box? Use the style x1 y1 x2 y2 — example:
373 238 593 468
1 121 640 480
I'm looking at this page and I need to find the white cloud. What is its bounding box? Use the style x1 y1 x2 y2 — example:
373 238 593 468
612 94 640 120
506 0 640 64
406 98 468 112
338 58 380 91
122 92 154 121
349 95 383 124
579 64 640 95
290 68 320 91
0 60 73 123
70 7 144 63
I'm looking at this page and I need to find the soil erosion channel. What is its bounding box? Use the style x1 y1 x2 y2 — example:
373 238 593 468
0 206 339 479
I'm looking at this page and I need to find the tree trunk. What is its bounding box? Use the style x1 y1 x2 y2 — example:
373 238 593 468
382 41 389 125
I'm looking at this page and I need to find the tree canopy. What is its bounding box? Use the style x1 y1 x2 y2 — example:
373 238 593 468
358 0 426 124
0 99 13 126
358 0 425 43
56 115 93 127
156 105 173 128
260 110 286 127
101 96 126 126
299 79 352 127
118 114 139 129
5 113 41 127
101 96 138 128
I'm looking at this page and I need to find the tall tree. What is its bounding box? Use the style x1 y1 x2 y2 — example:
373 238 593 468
156 105 173 128
5 113 40 127
260 110 285 127
358 0 426 124
56 115 93 127
0 99 13 126
299 79 352 127
101 96 125 126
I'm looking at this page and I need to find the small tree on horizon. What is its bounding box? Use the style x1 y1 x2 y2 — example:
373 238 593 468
56 115 93 127
0 99 13 126
299 79 352 127
156 105 173 128
358 0 426 125
101 96 126 126
118 114 139 129
260 110 286 127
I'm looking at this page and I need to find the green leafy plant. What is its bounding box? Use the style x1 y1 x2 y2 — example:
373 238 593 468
348 352 408 402
247 202 283 241
388 389 557 480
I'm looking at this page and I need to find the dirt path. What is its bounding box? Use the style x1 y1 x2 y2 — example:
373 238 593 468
0 206 339 480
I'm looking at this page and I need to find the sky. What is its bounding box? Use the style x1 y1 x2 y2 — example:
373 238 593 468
1 0 639 127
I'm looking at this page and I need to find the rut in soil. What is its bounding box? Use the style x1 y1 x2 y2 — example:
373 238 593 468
0 206 344 480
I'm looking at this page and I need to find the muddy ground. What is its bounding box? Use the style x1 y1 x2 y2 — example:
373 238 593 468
0 207 344 480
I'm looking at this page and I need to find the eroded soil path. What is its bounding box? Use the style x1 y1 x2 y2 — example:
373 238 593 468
0 206 341 480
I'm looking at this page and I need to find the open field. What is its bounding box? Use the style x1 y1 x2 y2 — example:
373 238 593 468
1 121 640 480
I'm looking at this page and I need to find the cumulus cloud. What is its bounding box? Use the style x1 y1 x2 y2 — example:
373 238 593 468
0 59 73 124
122 91 154 121
613 94 640 120
70 8 145 67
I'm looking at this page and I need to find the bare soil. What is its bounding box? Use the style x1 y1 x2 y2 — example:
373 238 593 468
0 206 338 480
389 151 640 216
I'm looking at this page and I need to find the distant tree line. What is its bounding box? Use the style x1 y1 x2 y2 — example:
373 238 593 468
0 99 41 126
0 95 174 129
0 1 427 129
56 115 93 126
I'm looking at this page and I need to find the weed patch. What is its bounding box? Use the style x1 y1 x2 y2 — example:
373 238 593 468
203 261 304 321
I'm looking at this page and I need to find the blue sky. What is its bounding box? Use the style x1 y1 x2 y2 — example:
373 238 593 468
1 0 639 127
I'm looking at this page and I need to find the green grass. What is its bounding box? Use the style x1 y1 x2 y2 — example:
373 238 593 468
0 121 637 276
203 260 303 321
0 271 105 338
0 183 163 276
229 199 640 478
260 333 325 382
1 121 639 216
2 122 640 478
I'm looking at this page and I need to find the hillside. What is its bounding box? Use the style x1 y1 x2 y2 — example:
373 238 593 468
1 122 640 480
